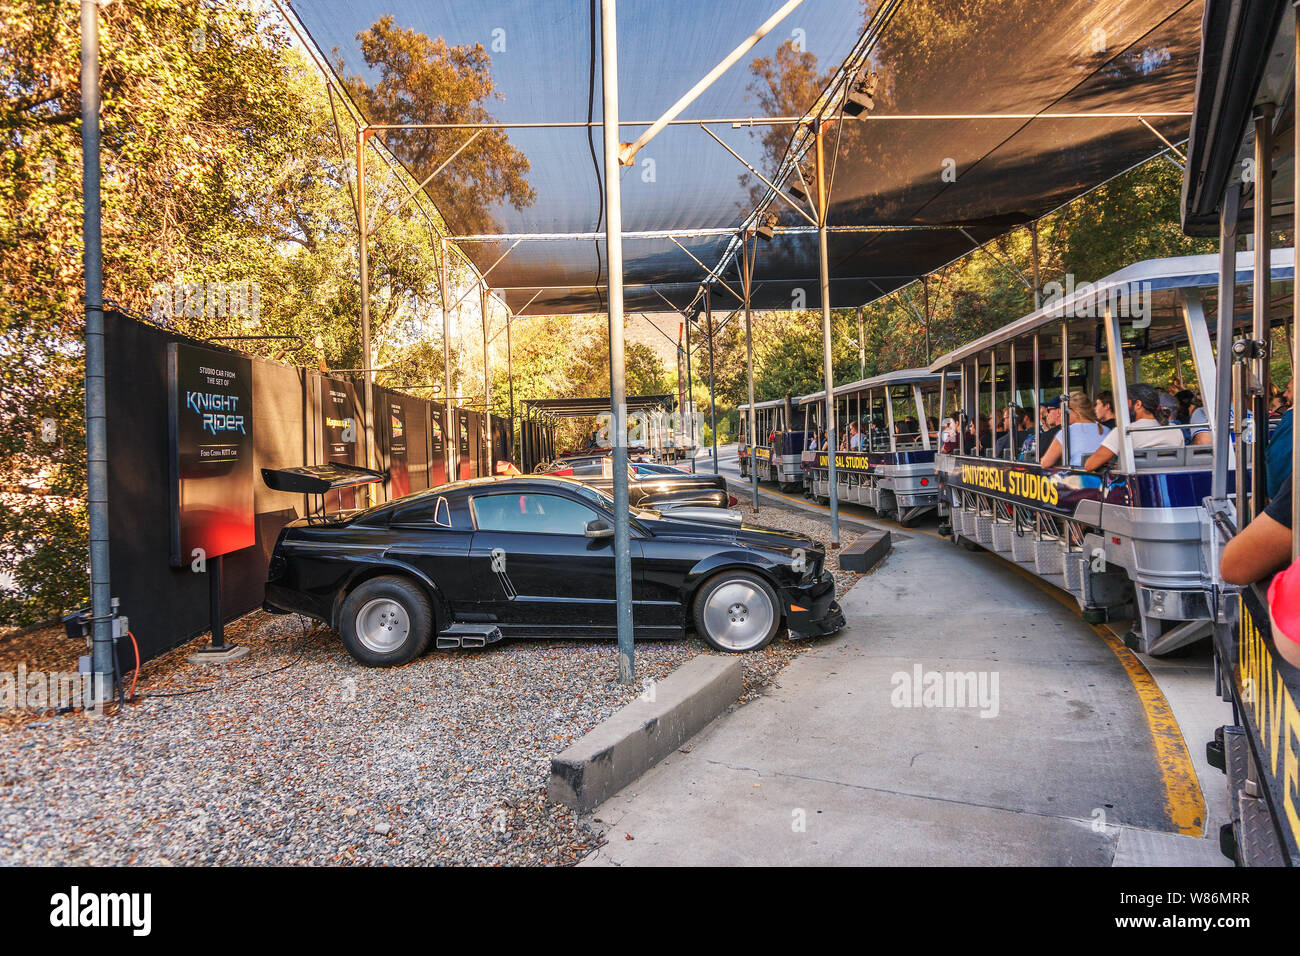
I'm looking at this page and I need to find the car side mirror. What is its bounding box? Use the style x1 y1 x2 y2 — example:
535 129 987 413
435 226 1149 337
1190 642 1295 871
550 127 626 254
585 519 614 539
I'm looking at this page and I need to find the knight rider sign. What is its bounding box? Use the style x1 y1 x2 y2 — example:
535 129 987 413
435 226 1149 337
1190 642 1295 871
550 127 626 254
167 342 255 566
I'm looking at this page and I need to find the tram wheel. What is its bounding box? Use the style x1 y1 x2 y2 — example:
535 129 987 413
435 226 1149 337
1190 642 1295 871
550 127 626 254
958 536 981 552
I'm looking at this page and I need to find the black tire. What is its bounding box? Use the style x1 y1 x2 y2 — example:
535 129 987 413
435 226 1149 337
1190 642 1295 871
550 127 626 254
338 575 433 666
692 570 781 653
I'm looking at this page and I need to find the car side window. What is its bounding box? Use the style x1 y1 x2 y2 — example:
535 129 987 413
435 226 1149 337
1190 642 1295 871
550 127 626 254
391 495 453 528
471 492 596 535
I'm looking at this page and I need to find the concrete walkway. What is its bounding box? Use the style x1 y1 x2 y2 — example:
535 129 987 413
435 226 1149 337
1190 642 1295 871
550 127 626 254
583 524 1232 866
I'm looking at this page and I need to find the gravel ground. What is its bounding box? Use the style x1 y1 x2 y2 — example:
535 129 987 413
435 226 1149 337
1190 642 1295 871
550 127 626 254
0 502 857 867
727 480 888 593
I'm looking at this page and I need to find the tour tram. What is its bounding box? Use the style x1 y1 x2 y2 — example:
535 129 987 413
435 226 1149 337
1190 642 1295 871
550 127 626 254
931 249 1294 659
799 369 945 525
737 395 805 491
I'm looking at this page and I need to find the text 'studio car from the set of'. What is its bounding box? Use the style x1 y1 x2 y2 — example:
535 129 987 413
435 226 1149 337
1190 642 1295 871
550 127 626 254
263 475 844 666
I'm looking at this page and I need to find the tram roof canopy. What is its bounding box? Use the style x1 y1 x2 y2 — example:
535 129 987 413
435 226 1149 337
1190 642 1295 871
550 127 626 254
294 0 1204 316
521 394 674 417
1181 0 1294 234
928 248 1297 369
738 396 795 412
799 366 940 404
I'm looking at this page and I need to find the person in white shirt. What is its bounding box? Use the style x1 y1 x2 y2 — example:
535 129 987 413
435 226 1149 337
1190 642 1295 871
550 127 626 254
847 420 863 451
1039 392 1109 468
1084 383 1182 471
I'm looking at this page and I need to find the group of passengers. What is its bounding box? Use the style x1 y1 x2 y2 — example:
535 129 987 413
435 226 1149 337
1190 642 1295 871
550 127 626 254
805 416 944 452
938 382 1212 472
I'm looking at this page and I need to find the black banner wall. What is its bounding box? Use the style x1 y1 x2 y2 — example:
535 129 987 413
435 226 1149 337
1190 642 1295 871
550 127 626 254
103 313 502 665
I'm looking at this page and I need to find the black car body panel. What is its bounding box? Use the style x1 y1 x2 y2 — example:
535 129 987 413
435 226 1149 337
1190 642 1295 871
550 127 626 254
264 475 843 644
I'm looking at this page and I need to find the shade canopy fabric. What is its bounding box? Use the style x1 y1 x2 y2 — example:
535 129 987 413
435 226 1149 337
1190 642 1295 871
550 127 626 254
294 0 1205 316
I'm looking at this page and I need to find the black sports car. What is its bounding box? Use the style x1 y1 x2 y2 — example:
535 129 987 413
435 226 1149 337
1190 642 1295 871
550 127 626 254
263 475 844 666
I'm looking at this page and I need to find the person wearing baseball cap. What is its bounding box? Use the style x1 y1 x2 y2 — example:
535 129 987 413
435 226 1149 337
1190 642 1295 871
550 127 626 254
1084 382 1182 471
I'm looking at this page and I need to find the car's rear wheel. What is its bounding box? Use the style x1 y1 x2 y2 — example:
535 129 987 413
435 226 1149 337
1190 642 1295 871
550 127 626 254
693 570 780 653
339 576 432 666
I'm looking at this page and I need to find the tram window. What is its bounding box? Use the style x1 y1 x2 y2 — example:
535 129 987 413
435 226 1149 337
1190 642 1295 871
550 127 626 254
1094 322 1149 355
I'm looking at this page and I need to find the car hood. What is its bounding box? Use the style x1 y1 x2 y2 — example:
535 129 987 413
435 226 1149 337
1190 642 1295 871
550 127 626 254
640 511 819 554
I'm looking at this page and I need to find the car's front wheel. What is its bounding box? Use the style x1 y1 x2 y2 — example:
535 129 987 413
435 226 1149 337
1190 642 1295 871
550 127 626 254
693 570 781 653
339 575 433 666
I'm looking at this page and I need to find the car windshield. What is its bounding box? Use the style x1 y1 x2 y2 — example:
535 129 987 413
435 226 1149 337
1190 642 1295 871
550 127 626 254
570 481 656 521
572 482 615 509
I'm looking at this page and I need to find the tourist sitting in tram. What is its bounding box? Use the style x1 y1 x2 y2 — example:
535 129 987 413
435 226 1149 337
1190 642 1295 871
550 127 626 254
1174 389 1212 446
1271 382 1290 418
993 405 1032 461
1039 396 1063 452
1221 483 1292 589
1083 383 1183 471
1095 391 1117 430
1039 392 1109 468
964 415 991 456
847 420 863 451
1269 381 1293 497
940 417 959 453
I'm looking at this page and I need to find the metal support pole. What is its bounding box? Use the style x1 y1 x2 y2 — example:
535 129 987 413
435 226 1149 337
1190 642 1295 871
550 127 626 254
81 0 112 703
1294 4 1300 554
989 349 997 457
439 236 455 482
1033 332 1041 462
1060 322 1070 465
1252 104 1274 515
1009 341 1017 459
706 289 719 474
601 0 635 683
208 555 226 649
357 127 375 495
685 306 696 472
815 122 840 546
1104 302 1135 474
480 285 494 476
742 234 759 512
857 306 865 379
1213 185 1240 503
1030 221 1042 310
506 313 516 464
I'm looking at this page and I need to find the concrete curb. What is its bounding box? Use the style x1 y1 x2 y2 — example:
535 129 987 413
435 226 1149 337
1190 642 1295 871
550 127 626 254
838 529 892 573
548 655 743 812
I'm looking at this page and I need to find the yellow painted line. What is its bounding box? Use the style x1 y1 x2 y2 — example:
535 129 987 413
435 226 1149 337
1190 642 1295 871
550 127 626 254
749 477 1205 836
991 557 1206 837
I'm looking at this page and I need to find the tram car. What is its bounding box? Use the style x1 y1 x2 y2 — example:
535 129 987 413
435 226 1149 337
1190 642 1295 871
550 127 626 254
798 369 944 526
932 249 1293 659
648 402 697 463
1183 5 1300 867
737 395 805 491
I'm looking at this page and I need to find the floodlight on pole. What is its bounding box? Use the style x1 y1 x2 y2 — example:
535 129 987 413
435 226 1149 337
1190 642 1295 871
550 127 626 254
755 213 778 242
841 69 878 118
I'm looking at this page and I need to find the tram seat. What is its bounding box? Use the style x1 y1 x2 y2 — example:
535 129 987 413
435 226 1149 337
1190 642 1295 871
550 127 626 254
1128 445 1215 471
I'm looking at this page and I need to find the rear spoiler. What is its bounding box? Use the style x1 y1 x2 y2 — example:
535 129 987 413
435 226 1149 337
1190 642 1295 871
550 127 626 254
261 463 386 495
